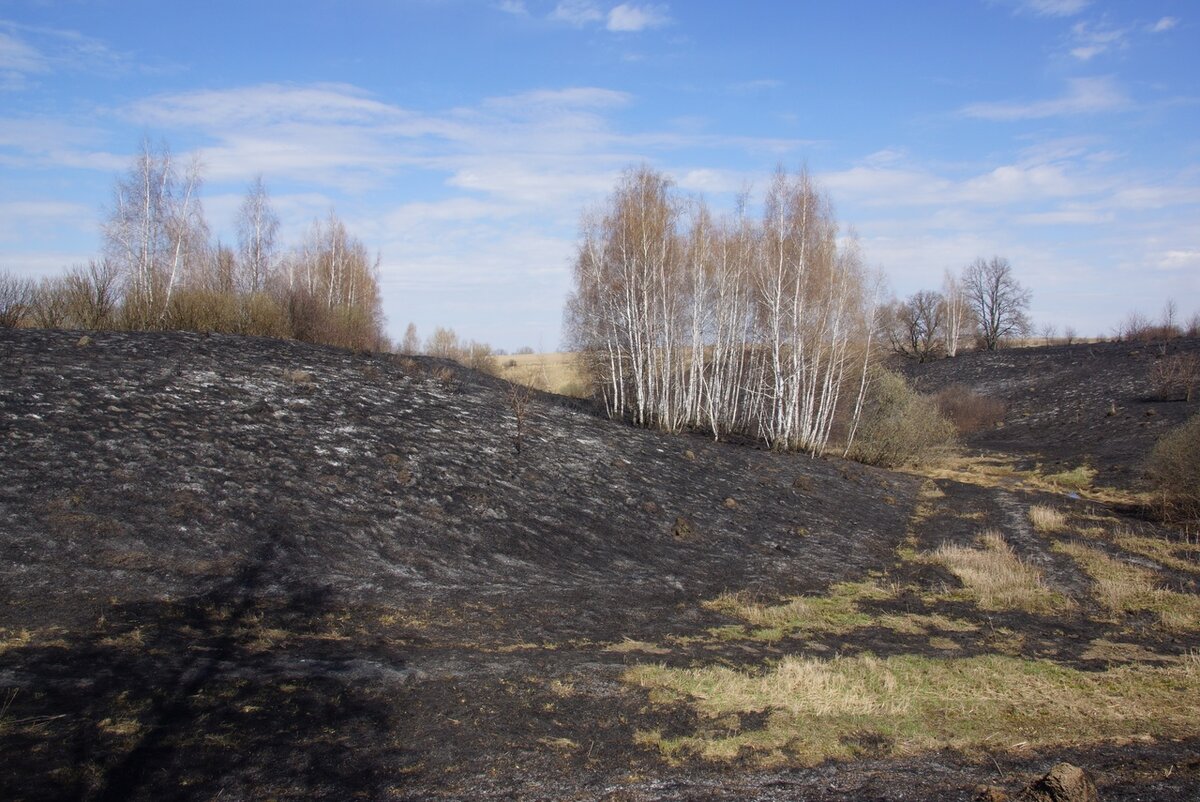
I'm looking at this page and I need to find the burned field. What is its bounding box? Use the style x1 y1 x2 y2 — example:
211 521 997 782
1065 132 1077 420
2 329 1199 800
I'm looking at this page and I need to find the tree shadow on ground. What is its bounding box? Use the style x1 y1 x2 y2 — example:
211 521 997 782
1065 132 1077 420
0 516 419 802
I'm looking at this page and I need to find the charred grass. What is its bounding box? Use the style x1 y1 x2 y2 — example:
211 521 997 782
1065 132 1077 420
626 468 1200 776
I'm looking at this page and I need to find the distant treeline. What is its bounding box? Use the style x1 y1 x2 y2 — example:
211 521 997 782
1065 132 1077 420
0 140 387 352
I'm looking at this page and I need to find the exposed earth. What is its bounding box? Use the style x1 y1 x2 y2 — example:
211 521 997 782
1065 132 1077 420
1 328 1198 800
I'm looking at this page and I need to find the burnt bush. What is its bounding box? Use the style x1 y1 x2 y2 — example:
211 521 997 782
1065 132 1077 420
934 384 1007 433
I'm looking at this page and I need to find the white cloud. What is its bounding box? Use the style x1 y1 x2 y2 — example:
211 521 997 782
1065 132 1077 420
961 76 1128 120
0 20 132 86
1019 0 1090 17
1068 21 1128 61
0 30 47 74
606 3 671 32
496 1 528 15
549 0 603 26
728 78 782 94
1156 249 1200 271
1014 208 1113 225
1150 17 1179 33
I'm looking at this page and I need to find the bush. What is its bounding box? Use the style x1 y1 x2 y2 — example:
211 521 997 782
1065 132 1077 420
848 369 956 468
1150 353 1199 402
933 384 1006 433
1146 413 1200 523
0 271 35 327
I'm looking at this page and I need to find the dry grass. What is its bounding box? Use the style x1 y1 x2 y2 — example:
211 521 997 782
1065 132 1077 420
1028 504 1068 533
497 352 587 397
1054 541 1200 631
704 581 977 642
1113 531 1200 574
933 530 1073 614
628 652 1200 765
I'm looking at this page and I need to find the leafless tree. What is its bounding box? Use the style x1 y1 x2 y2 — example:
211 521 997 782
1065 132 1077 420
0 270 35 327
399 322 420 354
237 175 279 294
1063 325 1077 345
424 326 460 359
29 276 71 328
886 290 945 362
565 165 874 454
103 139 208 328
283 211 385 350
507 381 534 455
963 256 1031 350
941 269 971 356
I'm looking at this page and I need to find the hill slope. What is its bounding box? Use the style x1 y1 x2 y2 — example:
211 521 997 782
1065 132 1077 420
2 329 1198 801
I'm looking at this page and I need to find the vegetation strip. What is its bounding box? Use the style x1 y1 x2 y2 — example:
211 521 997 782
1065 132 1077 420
627 652 1200 765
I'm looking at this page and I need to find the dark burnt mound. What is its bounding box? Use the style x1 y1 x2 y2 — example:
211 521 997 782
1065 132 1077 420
900 338 1200 487
2 329 1198 801
1 328 915 800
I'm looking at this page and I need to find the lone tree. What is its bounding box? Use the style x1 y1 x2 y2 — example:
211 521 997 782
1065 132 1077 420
963 256 1030 350
886 290 946 362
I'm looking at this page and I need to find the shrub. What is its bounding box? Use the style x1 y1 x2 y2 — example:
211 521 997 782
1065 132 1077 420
165 288 242 332
0 271 35 327
847 369 956 468
1146 413 1200 523
1150 353 1199 402
933 384 1006 433
239 292 290 339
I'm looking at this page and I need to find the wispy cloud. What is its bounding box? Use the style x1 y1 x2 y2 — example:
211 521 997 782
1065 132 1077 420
496 0 528 15
606 3 670 32
549 0 603 27
547 1 670 33
1068 21 1128 61
1149 16 1179 33
0 19 132 88
961 76 1128 120
1018 0 1090 17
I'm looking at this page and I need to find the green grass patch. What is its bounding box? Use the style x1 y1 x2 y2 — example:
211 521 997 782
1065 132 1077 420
1040 465 1096 491
703 581 977 642
627 652 1200 766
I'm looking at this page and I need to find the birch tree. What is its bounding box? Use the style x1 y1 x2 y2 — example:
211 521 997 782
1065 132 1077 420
566 165 874 455
941 269 970 357
236 175 280 295
103 139 206 328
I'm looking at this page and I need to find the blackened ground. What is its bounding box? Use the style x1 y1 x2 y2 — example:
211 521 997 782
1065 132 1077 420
899 338 1200 488
1 329 1197 801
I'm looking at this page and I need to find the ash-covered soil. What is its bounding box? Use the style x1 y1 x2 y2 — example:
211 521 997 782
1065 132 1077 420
900 338 1200 488
1 329 1198 801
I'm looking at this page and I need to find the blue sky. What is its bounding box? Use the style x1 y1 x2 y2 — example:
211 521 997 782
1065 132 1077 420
1 0 1197 349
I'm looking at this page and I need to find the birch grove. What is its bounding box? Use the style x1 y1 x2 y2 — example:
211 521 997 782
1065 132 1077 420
94 139 386 350
565 166 876 454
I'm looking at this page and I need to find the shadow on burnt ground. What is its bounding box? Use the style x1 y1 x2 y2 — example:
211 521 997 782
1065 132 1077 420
0 511 418 802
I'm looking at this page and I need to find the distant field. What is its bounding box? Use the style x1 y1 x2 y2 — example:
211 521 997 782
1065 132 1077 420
496 351 588 396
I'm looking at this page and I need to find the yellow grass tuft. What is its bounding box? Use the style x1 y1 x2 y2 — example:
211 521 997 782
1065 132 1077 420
934 530 1073 614
1028 504 1068 533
